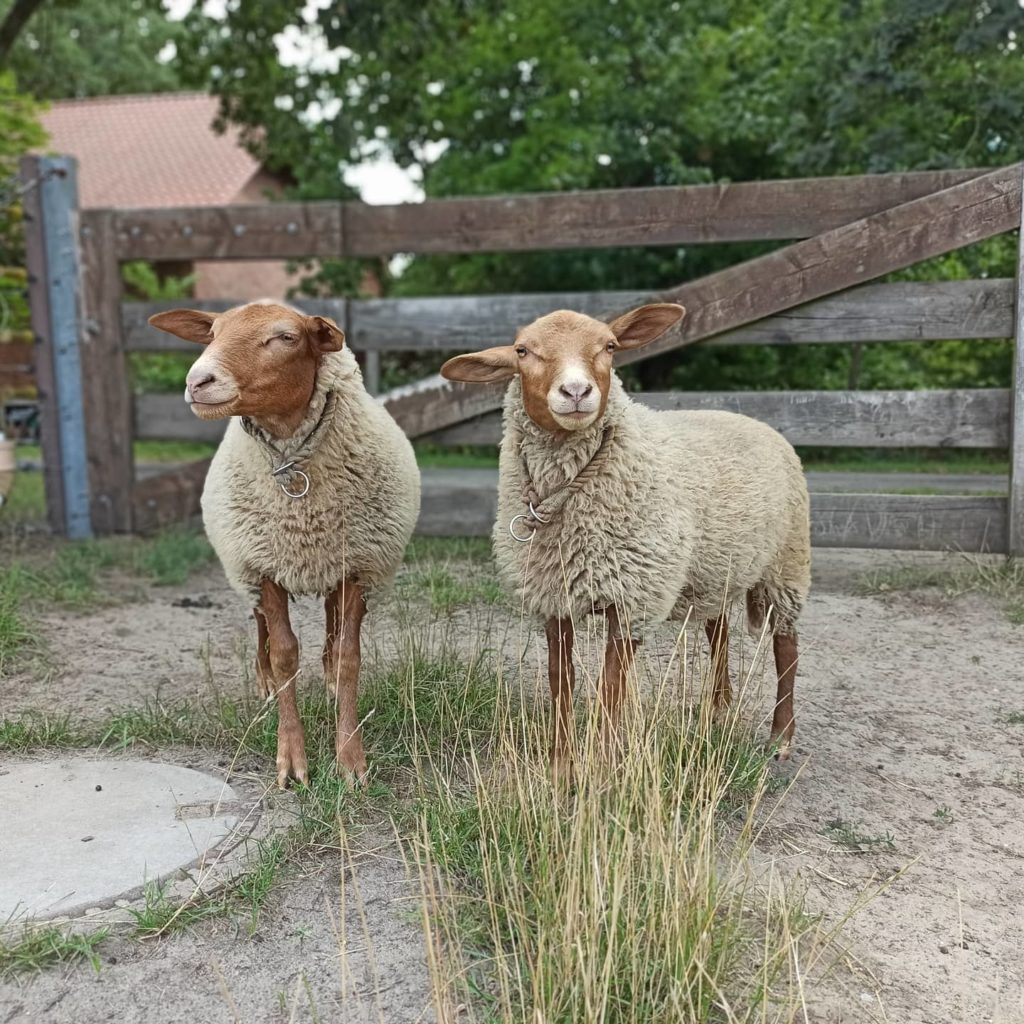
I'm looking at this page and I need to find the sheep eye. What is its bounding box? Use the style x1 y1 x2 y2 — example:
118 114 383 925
515 346 528 358
606 341 616 352
278 333 298 344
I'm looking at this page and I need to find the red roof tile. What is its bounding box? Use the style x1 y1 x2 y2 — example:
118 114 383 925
40 93 263 209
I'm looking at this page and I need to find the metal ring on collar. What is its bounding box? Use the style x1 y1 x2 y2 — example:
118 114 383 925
528 501 550 523
508 513 535 543
278 469 311 499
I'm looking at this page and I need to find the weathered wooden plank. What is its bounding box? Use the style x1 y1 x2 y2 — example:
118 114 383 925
111 202 343 261
107 171 983 262
0 345 34 389
428 388 1010 449
348 291 650 351
810 494 1006 552
708 279 1014 347
79 210 135 533
345 170 984 256
385 164 1022 436
124 279 1013 354
353 279 1012 351
134 394 228 443
132 459 210 533
121 298 348 352
418 468 498 537
1009 169 1024 557
415 469 1007 551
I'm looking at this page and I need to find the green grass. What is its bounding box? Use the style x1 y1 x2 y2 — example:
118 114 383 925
821 818 896 853
856 557 1024 624
414 442 499 469
405 535 493 564
797 447 1008 475
0 925 107 980
1002 710 1024 726
399 565 503 613
0 526 214 670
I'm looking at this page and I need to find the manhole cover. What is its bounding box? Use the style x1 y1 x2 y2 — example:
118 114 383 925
0 758 242 921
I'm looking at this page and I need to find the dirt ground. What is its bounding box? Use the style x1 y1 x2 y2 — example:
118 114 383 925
2 547 1023 1023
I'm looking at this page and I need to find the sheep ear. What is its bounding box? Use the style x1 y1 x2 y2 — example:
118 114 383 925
440 347 518 384
308 315 345 354
608 303 685 350
148 309 215 345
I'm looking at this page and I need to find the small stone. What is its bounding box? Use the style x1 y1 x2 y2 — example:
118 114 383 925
81 835 94 843
95 784 102 791
939 944 950 954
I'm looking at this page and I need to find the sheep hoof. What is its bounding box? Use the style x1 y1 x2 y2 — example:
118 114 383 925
276 728 310 789
336 738 368 786
766 734 794 762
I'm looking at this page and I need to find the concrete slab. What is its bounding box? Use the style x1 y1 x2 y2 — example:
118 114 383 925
0 758 242 922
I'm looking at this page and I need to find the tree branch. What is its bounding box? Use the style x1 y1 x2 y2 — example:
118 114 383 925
0 0 47 67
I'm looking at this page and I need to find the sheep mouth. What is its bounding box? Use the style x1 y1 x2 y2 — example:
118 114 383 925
550 408 599 429
190 398 238 420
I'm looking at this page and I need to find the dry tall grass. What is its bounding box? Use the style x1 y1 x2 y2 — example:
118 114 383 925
405 614 835 1023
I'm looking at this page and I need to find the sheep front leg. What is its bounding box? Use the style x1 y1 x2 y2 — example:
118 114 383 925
545 616 576 782
258 579 309 789
704 616 732 712
326 580 368 781
600 607 637 754
769 631 798 760
253 606 272 700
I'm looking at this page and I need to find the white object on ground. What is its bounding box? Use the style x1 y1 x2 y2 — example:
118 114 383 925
0 758 241 922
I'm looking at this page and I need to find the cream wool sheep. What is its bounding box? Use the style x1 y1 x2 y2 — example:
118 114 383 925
494 375 810 633
202 345 419 601
441 303 810 770
149 302 419 788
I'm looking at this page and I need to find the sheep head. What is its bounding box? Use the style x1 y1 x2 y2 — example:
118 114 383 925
440 303 685 433
148 302 345 438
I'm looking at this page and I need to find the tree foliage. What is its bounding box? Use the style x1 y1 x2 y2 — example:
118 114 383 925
80 3 1024 390
1 0 182 99
0 70 45 347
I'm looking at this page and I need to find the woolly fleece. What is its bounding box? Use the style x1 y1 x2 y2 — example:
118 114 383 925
201 346 420 601
493 375 811 633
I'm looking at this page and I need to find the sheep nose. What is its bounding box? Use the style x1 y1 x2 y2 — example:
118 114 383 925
186 369 216 398
559 382 593 401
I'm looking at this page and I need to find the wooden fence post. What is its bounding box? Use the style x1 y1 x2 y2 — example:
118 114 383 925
20 155 92 539
79 210 134 533
1010 166 1024 557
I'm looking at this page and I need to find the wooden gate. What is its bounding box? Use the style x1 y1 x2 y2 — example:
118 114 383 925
22 158 1024 554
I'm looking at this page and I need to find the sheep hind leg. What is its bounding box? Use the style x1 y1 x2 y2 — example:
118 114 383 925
322 587 341 697
327 580 368 782
769 630 798 761
600 607 637 757
704 615 732 713
545 616 576 785
259 579 309 789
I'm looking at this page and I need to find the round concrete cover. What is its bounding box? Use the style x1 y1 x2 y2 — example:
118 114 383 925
0 758 241 921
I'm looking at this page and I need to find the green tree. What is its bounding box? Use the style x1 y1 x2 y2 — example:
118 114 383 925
1 0 182 99
0 70 46 346
179 1 1024 390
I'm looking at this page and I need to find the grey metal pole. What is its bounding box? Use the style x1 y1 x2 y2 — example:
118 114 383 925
21 154 92 539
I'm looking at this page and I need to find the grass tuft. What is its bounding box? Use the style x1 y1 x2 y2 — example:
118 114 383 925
412 653 823 1022
857 556 1024 624
821 818 896 853
0 925 108 979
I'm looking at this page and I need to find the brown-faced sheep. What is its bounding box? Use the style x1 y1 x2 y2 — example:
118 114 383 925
149 302 420 788
440 304 810 773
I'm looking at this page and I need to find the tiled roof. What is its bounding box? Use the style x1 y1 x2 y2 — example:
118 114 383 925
39 93 263 209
